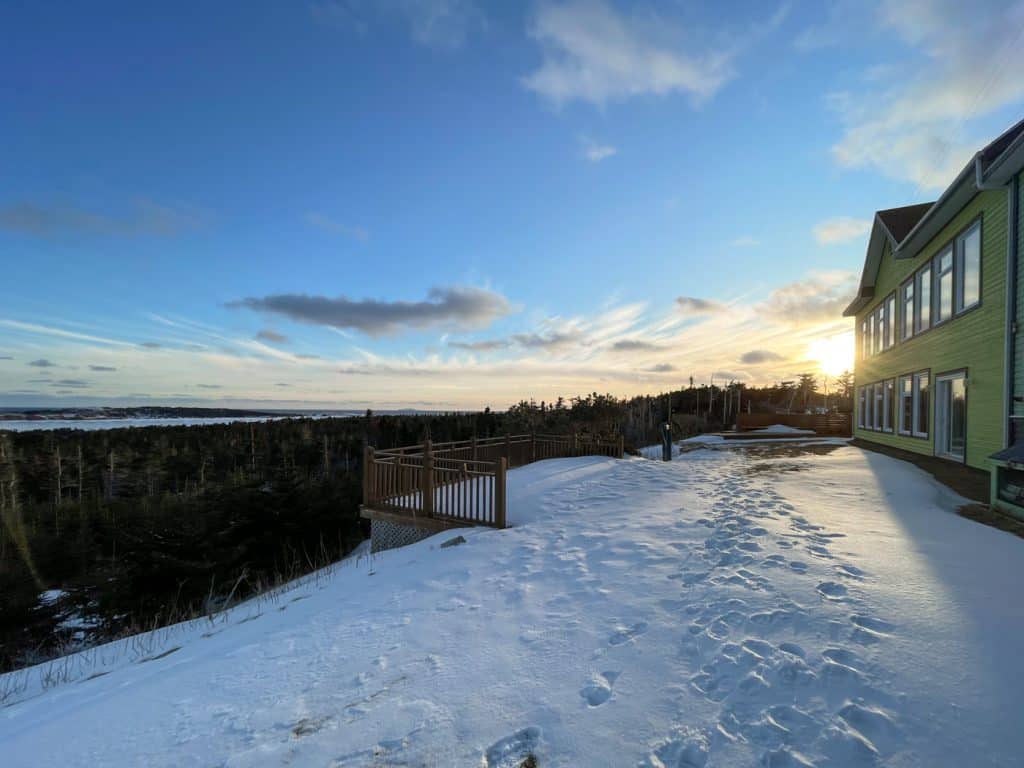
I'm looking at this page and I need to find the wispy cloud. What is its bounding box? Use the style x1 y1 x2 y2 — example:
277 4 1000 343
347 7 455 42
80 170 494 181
581 136 617 162
88 365 117 372
523 0 735 107
0 199 204 238
448 339 511 352
0 319 135 348
760 271 856 324
27 358 57 368
256 329 289 344
229 285 514 337
827 0 1024 189
140 342 163 349
740 349 785 365
730 235 760 247
813 216 871 245
52 379 90 389
304 212 369 243
511 328 586 352
610 338 661 352
675 296 724 314
311 0 484 49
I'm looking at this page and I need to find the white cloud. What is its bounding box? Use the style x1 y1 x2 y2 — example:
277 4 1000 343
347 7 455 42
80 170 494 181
731 235 759 247
522 0 735 107
829 0 1024 189
813 216 871 245
304 212 369 242
311 0 483 49
582 137 617 162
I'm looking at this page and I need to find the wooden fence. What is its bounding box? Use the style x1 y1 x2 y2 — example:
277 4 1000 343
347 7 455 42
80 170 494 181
735 412 852 436
363 433 624 529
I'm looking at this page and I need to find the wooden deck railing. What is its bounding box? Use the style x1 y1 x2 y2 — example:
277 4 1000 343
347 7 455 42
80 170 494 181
735 412 852 436
363 433 624 529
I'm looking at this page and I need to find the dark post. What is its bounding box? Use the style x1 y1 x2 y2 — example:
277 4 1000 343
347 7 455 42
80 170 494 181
530 432 536 463
422 439 434 517
494 457 507 528
363 445 374 506
617 435 624 459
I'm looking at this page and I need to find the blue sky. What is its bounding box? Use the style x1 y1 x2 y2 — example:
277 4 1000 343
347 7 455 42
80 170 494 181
2 0 1023 410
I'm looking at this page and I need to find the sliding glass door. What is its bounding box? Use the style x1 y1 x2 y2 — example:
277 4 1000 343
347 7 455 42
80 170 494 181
935 372 966 461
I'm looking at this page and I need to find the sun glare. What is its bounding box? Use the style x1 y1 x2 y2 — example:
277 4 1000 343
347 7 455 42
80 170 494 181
808 332 854 378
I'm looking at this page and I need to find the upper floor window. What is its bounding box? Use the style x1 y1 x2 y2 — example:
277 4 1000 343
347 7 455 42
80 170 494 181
915 264 931 333
956 221 981 312
886 295 896 347
901 280 914 341
935 246 953 324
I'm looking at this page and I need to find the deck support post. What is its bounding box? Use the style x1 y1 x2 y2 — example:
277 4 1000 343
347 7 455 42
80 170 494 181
422 439 434 518
363 445 374 506
495 457 507 529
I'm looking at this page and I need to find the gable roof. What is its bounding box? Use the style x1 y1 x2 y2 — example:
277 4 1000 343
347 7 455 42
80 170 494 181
876 203 934 244
842 204 934 317
843 117 1024 318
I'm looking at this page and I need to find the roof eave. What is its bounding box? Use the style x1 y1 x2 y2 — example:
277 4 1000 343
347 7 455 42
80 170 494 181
984 133 1024 186
894 156 978 259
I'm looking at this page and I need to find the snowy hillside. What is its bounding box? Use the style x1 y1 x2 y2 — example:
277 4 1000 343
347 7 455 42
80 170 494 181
2 444 1023 766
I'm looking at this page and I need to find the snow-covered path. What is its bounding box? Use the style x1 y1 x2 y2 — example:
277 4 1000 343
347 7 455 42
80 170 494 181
2 444 1023 767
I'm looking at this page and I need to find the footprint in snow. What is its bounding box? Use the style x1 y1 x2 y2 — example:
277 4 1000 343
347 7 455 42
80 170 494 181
483 729 540 768
609 621 649 646
580 670 619 706
835 564 867 580
816 581 849 601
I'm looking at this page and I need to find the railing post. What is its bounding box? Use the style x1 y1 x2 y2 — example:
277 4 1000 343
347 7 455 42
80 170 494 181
617 435 624 459
494 457 507 528
572 431 578 457
422 439 434 517
363 445 374 506
505 433 511 464
472 435 478 461
530 432 536 463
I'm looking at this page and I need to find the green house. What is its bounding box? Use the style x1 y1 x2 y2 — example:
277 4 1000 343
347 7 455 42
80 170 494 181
844 118 1024 516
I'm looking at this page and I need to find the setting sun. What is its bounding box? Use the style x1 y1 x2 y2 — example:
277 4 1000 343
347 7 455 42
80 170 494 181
808 331 855 378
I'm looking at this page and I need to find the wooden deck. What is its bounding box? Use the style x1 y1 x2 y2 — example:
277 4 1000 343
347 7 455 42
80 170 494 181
362 433 624 530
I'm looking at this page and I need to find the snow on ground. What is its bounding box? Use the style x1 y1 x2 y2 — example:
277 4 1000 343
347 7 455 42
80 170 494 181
2 444 1024 767
748 424 816 435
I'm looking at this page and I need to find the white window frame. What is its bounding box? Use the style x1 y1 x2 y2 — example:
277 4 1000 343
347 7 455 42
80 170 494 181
913 371 930 438
956 221 981 313
934 246 953 324
898 375 913 435
915 263 931 334
873 382 883 430
901 281 914 341
883 379 894 433
885 294 896 350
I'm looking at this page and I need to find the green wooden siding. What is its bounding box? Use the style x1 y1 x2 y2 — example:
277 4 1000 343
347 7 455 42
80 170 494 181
1015 170 1024 419
854 188 1009 470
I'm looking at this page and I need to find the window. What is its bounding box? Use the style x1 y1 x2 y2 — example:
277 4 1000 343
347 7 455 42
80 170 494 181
901 281 914 340
957 221 981 312
913 371 930 438
915 264 931 333
858 386 867 428
886 295 896 349
934 246 953 324
884 379 895 432
873 383 883 430
899 376 913 435
869 313 877 356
